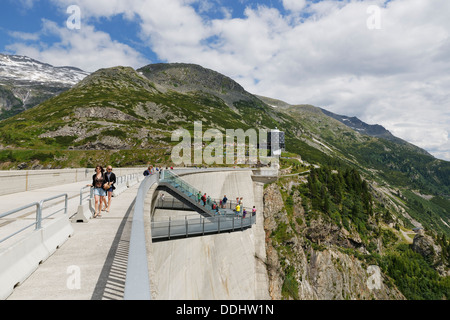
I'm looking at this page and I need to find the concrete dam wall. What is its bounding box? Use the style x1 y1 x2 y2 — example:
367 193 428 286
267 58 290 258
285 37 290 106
149 170 270 300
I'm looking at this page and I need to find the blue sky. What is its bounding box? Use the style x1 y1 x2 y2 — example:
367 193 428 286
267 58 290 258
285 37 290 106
0 0 297 66
1 0 450 161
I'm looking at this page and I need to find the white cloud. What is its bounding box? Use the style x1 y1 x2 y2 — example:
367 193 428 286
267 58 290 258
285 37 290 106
6 0 450 160
17 0 36 9
282 0 307 13
8 31 40 41
6 19 149 72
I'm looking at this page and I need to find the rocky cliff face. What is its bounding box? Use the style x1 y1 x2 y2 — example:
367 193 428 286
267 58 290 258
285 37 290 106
263 182 405 300
412 230 450 277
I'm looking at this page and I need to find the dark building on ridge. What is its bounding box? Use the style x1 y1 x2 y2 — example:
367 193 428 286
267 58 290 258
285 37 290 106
259 128 285 157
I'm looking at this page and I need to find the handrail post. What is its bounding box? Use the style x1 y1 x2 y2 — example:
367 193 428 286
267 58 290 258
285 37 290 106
168 217 171 240
64 194 68 215
0 202 41 244
80 187 84 206
36 201 43 230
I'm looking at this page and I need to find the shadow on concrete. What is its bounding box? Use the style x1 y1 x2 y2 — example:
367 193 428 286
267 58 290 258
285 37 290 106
91 198 136 300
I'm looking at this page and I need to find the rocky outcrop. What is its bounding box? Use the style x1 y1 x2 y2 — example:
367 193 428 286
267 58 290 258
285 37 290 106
138 63 254 109
412 230 441 262
263 182 405 300
412 230 449 277
74 107 139 121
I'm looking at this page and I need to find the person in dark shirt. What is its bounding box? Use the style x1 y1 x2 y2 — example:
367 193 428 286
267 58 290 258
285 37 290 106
103 165 116 213
222 195 228 208
87 165 107 218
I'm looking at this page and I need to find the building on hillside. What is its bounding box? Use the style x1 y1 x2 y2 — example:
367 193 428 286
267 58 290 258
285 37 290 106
267 128 285 157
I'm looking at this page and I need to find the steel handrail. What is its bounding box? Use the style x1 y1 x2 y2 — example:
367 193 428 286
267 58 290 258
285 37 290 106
161 170 201 198
151 213 256 240
155 196 256 217
79 186 93 206
124 174 159 300
0 193 68 244
38 194 68 229
0 202 41 244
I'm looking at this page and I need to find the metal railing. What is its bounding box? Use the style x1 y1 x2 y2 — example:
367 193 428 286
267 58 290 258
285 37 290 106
123 174 159 300
79 186 94 206
160 170 256 217
0 193 68 244
152 213 256 240
155 196 257 218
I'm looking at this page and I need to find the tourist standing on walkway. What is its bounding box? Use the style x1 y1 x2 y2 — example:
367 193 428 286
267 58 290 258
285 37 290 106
103 165 116 213
252 206 257 216
222 195 228 208
202 193 207 206
87 165 107 218
143 165 153 176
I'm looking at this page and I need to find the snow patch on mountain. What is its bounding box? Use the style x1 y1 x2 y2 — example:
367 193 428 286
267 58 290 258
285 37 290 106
0 54 89 85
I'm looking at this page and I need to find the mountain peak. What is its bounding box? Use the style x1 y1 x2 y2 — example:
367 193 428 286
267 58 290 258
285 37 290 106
0 53 90 119
74 66 153 90
0 53 89 86
137 63 254 108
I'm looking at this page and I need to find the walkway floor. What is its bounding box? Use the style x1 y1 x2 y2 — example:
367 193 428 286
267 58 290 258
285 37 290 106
2 181 140 300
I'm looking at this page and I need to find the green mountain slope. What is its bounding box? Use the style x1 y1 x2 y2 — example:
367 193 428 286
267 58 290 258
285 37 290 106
0 62 448 208
258 97 450 238
0 64 294 168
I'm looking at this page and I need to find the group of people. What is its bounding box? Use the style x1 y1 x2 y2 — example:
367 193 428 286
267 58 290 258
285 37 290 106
233 197 257 218
197 192 216 211
143 165 174 176
196 193 257 218
87 165 117 218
